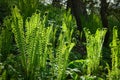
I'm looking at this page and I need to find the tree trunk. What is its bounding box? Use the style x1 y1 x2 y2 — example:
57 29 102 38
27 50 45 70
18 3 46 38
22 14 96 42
100 0 109 46
100 0 108 28
67 0 87 32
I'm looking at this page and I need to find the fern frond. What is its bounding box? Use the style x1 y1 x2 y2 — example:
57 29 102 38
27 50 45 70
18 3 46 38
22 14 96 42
11 6 26 68
84 28 107 75
109 26 120 80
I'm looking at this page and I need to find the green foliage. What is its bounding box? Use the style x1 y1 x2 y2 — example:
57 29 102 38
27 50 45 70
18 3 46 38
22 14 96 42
17 0 39 18
0 31 1 56
108 16 120 39
1 0 120 79
11 6 26 70
108 16 120 28
68 60 87 74
0 69 7 80
67 28 107 79
55 22 75 80
0 17 13 62
108 26 120 80
10 6 75 80
66 67 81 80
81 14 103 34
11 6 51 79
84 28 107 75
0 0 11 24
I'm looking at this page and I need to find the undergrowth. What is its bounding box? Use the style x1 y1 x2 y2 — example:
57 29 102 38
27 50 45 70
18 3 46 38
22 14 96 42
1 6 75 80
0 2 120 80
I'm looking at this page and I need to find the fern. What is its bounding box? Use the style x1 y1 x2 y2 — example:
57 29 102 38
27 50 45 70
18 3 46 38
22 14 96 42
17 0 39 19
55 20 75 80
10 6 75 80
109 26 120 80
11 6 26 72
84 28 107 75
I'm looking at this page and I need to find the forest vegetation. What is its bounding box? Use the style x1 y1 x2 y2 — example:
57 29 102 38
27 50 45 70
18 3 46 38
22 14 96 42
0 0 120 80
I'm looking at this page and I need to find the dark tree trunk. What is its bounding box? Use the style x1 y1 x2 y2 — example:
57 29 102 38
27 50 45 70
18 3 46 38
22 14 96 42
67 0 87 54
100 0 109 46
100 0 108 28
67 0 87 32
